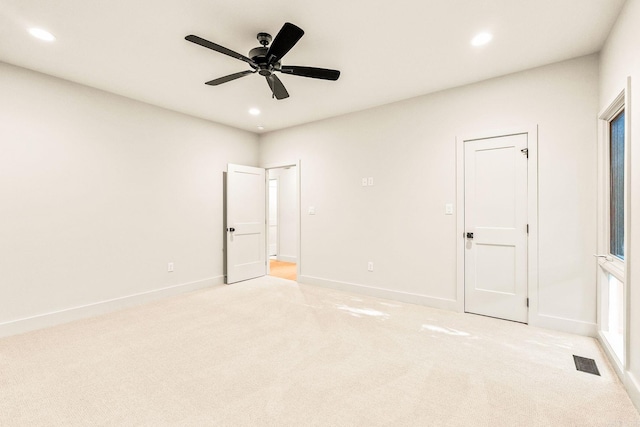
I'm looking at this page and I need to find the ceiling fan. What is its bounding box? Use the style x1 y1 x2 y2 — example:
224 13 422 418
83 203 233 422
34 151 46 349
185 22 340 100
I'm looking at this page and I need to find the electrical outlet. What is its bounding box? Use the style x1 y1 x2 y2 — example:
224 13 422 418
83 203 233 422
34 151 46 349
168 262 174 272
367 261 374 272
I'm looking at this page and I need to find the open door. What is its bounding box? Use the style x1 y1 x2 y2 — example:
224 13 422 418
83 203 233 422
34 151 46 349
226 164 266 284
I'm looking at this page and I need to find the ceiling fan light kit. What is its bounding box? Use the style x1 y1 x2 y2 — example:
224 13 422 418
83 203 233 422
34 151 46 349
185 22 340 100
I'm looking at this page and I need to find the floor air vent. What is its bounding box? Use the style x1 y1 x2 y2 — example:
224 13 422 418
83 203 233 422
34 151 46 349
573 355 600 376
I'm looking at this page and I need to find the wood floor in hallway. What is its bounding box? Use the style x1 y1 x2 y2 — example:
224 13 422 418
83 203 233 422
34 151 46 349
269 259 296 281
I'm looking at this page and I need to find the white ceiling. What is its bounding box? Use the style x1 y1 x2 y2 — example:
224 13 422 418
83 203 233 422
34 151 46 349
0 0 626 133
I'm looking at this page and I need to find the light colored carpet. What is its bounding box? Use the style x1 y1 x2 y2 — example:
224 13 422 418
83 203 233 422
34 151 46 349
0 276 638 426
269 260 297 281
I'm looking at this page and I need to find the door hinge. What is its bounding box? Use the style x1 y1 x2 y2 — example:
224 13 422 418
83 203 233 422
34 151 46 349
526 298 529 308
521 148 529 158
526 224 529 234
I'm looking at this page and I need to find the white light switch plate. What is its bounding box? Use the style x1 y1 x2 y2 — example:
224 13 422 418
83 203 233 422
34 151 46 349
361 178 368 187
308 206 316 215
445 204 454 215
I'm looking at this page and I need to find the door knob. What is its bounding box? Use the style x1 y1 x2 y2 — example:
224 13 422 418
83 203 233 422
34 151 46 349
465 232 474 239
227 227 235 232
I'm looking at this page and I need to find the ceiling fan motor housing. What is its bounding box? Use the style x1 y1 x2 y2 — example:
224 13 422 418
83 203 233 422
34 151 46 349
249 46 281 76
249 46 268 62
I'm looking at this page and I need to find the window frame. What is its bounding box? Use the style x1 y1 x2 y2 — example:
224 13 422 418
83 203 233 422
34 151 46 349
601 101 626 278
597 83 630 374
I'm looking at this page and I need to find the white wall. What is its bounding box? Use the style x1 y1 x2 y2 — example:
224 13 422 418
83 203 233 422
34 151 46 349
260 54 599 334
599 0 640 410
0 62 258 336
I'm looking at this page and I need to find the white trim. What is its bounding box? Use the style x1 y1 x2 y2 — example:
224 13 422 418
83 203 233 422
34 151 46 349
456 126 539 324
597 330 640 416
598 258 625 282
599 90 625 121
456 137 465 312
298 275 459 311
276 255 297 263
598 331 624 379
261 161 297 170
623 76 632 369
527 312 596 336
624 371 640 414
296 160 301 280
0 276 224 338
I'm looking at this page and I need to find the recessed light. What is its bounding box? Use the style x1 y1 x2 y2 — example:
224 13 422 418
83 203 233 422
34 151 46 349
248 108 261 116
28 28 56 42
471 32 492 47
257 126 265 130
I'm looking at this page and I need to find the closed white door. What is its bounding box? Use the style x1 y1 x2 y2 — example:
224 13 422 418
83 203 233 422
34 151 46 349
464 133 528 323
226 164 266 284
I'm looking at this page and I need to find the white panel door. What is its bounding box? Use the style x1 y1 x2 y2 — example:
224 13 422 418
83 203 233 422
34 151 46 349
464 134 528 323
226 164 266 284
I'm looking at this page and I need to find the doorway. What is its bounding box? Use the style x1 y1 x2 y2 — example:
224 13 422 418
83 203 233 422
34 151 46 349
458 130 536 323
225 162 300 284
267 166 298 281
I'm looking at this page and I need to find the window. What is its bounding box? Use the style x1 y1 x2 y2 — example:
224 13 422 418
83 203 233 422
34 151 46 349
610 110 625 259
597 86 627 369
605 274 624 357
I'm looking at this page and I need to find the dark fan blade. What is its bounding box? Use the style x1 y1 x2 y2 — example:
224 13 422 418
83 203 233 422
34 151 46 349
265 75 289 100
185 35 257 68
205 70 255 86
280 66 340 81
266 23 304 64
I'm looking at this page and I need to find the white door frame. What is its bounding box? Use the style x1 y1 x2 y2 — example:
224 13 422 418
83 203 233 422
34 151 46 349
263 160 301 279
456 126 538 322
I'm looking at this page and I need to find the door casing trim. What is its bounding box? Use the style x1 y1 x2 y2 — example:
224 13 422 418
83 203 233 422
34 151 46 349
262 160 302 280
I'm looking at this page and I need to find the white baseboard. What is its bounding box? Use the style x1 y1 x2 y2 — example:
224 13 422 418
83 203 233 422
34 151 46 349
277 255 297 263
597 331 624 379
597 332 640 414
298 275 458 311
0 276 224 338
624 371 640 414
530 312 597 336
